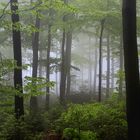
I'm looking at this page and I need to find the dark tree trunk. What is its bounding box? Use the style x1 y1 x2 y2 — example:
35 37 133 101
59 0 68 105
11 0 24 120
81 65 84 88
98 19 105 102
93 39 98 94
122 0 140 139
46 25 51 109
88 40 92 94
60 30 66 105
11 0 24 139
111 56 114 92
66 31 72 96
39 50 43 77
106 33 110 98
55 50 58 96
119 36 123 97
30 16 40 111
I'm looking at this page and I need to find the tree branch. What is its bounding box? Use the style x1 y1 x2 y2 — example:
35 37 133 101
0 1 10 19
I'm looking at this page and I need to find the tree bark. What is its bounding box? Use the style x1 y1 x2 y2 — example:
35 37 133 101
88 39 92 94
106 33 110 98
98 19 105 102
111 56 115 92
55 50 58 96
60 30 66 105
46 25 51 109
11 0 24 139
122 0 140 139
39 50 43 77
11 0 24 120
93 39 98 95
30 15 40 111
66 31 72 96
119 36 123 98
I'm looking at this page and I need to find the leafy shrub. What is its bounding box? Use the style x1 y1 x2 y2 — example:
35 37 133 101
0 112 45 140
63 128 79 140
58 98 127 140
63 128 97 140
80 130 97 140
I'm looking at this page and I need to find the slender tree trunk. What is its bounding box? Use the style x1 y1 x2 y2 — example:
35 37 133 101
89 61 92 94
46 25 51 109
38 49 43 106
88 42 92 94
122 0 140 139
60 30 66 105
30 16 40 111
55 50 58 96
119 36 123 98
39 50 43 77
93 40 98 94
81 64 84 88
66 31 72 96
11 0 24 119
106 33 110 98
98 19 105 102
11 0 24 139
111 56 114 92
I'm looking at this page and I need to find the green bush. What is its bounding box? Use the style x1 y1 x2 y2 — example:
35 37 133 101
63 128 97 140
63 128 79 140
58 97 127 140
80 130 97 140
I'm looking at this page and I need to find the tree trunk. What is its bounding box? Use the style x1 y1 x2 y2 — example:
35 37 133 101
66 31 72 96
93 39 98 95
11 0 24 120
11 0 24 139
122 0 140 139
30 15 40 111
106 33 110 98
88 40 92 94
39 50 43 77
98 19 105 102
60 30 66 105
119 36 123 98
46 25 51 109
55 50 58 96
81 64 84 88
111 54 115 92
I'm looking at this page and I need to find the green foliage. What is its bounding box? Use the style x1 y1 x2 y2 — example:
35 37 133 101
0 1 127 140
115 70 125 92
0 113 44 140
0 92 127 140
42 104 65 131
23 76 55 97
0 59 15 80
63 128 97 140
58 97 127 140
80 131 97 140
0 59 55 139
63 128 79 140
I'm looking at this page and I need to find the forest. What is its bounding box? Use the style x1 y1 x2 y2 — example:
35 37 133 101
0 0 140 140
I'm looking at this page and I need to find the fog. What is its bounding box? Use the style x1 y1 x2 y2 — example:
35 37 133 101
0 0 124 104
